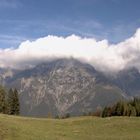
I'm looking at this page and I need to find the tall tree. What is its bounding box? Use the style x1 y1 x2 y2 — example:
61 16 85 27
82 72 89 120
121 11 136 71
7 88 20 115
13 88 20 115
0 86 6 113
115 101 124 116
133 98 140 116
102 107 112 117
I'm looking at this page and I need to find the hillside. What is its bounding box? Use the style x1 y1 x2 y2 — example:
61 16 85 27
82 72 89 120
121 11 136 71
0 114 140 140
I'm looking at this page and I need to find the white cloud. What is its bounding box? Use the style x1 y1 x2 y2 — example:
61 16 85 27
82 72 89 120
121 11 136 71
0 28 140 73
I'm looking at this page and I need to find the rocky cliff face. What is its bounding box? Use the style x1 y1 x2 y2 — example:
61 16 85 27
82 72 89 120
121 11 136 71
0 58 139 117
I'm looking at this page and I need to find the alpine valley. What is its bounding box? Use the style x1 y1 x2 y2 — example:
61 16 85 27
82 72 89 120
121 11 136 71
0 58 140 117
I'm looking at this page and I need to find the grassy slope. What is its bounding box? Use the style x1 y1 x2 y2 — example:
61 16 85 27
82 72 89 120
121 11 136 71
0 114 140 140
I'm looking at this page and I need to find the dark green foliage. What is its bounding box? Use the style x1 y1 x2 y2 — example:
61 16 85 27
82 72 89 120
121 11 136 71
0 86 6 113
0 86 20 115
7 88 20 115
102 107 112 117
102 98 140 117
132 98 140 116
14 89 20 115
111 101 124 116
54 113 71 119
60 113 71 119
129 106 136 116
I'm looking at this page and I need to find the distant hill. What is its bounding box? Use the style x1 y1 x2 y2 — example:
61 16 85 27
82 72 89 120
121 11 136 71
0 58 140 117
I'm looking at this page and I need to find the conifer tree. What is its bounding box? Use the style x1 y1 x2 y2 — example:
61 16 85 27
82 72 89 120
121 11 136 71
0 86 6 113
102 107 111 117
7 88 20 115
102 98 140 117
133 98 140 116
13 88 20 115
115 101 124 116
130 106 137 116
7 88 14 115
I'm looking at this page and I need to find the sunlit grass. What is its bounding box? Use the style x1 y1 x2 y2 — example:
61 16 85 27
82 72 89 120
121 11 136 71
0 114 140 140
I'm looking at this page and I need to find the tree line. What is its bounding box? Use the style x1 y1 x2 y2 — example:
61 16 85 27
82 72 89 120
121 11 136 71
0 86 20 115
44 98 140 119
102 98 140 117
1 83 140 118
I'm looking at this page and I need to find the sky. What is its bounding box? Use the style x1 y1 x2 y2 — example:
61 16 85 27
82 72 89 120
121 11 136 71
0 0 140 48
0 0 140 73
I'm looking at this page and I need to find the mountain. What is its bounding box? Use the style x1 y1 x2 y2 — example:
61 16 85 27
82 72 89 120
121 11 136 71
111 68 140 97
0 58 139 117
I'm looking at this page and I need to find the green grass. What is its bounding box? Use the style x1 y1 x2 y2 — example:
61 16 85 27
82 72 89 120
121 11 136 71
0 114 140 140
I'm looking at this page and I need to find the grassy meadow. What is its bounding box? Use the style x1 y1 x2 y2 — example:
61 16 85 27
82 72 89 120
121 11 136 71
0 114 140 140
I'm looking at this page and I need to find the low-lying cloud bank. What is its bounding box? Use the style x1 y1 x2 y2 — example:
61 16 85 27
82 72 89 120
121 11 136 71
0 28 140 73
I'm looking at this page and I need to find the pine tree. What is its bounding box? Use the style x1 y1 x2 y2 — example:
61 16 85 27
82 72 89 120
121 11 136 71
0 86 6 113
122 102 128 116
102 107 108 117
133 98 140 116
130 106 137 116
102 107 111 117
7 88 14 115
102 98 140 117
7 88 20 115
115 101 124 116
13 89 20 115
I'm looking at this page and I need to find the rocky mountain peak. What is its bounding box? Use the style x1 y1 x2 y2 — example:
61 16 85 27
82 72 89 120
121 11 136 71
0 58 139 117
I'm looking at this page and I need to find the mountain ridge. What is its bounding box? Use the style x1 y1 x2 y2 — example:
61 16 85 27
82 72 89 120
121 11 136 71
0 58 140 117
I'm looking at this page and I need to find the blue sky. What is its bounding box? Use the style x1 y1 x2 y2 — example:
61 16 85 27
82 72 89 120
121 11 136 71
0 0 140 48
